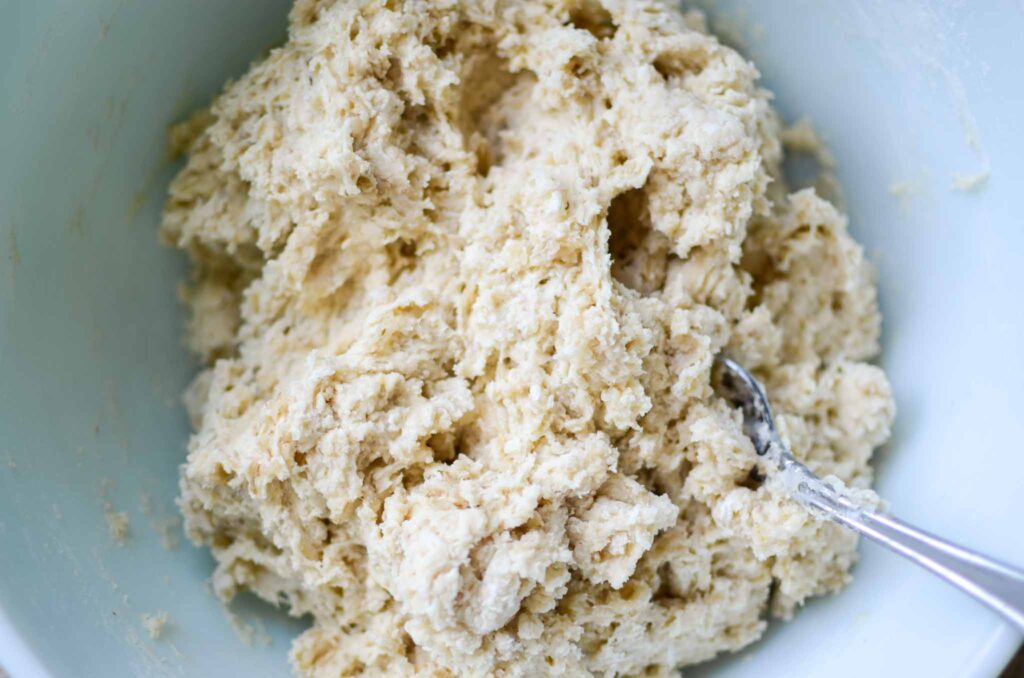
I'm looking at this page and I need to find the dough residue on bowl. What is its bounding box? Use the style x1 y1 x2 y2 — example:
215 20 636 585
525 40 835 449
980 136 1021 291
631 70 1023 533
161 0 894 675
105 511 130 545
141 611 171 640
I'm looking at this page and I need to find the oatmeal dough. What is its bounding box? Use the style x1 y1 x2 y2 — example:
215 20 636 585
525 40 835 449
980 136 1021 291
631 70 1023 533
162 1 894 675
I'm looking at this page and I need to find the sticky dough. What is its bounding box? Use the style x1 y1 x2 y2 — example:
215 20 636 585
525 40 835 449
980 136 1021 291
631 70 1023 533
162 1 894 675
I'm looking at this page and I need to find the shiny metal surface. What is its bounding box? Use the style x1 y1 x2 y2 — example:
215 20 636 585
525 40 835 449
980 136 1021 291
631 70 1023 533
713 356 1024 634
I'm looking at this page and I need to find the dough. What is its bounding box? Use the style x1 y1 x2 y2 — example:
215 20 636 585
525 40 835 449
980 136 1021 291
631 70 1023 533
141 611 171 640
161 1 894 675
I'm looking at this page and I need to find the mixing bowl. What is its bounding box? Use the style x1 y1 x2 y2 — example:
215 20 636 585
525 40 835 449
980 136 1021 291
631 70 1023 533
2 1 1023 676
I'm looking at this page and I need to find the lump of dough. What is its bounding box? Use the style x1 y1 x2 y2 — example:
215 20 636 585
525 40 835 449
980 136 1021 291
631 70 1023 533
162 0 894 675
568 475 678 588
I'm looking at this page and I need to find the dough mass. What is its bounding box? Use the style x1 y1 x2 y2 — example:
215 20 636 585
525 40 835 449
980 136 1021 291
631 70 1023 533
162 0 894 675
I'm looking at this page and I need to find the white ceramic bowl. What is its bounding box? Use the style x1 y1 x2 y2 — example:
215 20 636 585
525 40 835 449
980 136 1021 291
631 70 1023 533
2 1 1022 676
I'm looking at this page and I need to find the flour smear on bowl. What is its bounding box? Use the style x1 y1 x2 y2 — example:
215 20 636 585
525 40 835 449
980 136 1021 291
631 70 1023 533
160 0 894 675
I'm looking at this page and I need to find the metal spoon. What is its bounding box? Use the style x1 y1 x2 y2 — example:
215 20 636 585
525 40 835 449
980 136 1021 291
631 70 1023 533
711 355 1024 633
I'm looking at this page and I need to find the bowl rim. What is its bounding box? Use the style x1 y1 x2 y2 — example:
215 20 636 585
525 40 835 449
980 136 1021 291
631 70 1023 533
961 623 1021 677
1 601 1019 676
0 606 50 677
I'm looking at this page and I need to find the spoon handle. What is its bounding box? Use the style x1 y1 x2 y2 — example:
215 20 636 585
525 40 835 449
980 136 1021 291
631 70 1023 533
711 356 1024 633
821 499 1024 633
769 438 1024 634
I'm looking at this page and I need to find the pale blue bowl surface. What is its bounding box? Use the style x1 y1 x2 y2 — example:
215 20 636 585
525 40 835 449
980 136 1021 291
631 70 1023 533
2 1 1023 676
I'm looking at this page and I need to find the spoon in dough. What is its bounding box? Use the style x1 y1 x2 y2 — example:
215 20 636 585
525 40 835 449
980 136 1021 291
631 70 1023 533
711 355 1024 633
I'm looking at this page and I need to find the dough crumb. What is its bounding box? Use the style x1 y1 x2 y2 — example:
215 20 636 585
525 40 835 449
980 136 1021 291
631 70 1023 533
141 611 171 640
781 118 843 205
781 119 835 167
888 180 917 198
101 480 130 544
952 169 990 192
105 511 130 545
888 180 921 215
222 604 271 647
155 517 182 551
139 491 182 549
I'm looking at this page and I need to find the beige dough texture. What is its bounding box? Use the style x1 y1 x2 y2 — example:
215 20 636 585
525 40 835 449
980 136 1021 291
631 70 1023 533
162 0 895 675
